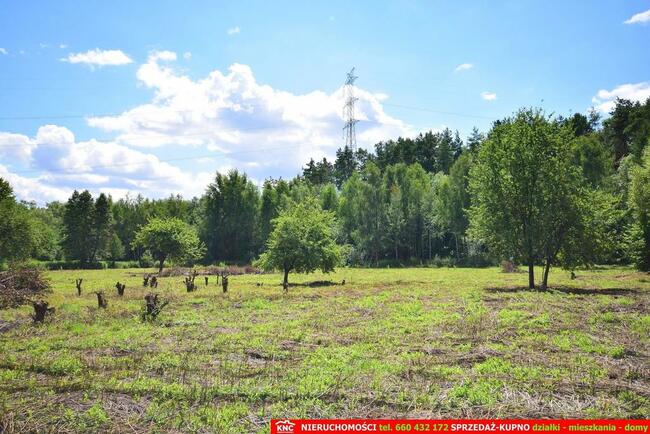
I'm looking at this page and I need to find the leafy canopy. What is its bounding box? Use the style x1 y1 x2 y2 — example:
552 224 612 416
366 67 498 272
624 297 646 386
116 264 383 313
255 198 342 284
133 218 205 271
468 108 592 288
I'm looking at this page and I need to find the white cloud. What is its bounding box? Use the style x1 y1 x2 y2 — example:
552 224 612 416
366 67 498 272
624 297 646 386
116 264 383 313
149 50 176 62
481 91 497 101
624 9 650 24
0 125 213 203
227 26 241 35
0 48 7 55
59 44 67 49
86 52 411 178
454 63 474 72
591 82 650 113
0 132 38 162
0 164 71 203
62 48 133 67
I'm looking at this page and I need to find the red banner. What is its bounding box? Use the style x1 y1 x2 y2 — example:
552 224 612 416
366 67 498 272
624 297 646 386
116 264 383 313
270 419 649 434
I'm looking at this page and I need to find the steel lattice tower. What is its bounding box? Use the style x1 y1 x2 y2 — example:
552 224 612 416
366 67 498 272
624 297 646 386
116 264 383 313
343 67 359 151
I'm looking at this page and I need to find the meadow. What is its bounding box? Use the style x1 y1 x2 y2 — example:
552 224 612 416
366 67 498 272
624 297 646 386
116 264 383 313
0 266 649 433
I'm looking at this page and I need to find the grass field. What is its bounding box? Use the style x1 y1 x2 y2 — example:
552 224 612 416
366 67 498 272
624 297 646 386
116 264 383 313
1 266 649 432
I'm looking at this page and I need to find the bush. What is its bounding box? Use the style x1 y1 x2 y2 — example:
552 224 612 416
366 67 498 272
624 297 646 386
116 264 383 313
0 266 51 309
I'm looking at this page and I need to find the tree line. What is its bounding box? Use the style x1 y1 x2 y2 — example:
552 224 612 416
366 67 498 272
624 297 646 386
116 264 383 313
1 98 649 287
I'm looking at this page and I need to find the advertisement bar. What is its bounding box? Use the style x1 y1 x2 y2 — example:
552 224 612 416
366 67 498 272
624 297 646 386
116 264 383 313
271 419 649 434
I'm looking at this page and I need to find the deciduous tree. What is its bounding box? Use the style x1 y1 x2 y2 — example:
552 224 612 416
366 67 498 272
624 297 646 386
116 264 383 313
255 198 342 289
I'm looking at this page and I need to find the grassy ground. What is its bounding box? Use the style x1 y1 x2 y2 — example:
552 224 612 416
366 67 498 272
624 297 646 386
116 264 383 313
0 266 649 432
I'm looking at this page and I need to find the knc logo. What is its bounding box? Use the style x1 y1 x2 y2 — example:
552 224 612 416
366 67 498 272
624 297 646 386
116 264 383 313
274 419 296 433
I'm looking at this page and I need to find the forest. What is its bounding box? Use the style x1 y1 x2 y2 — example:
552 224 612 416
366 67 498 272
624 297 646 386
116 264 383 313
1 98 650 286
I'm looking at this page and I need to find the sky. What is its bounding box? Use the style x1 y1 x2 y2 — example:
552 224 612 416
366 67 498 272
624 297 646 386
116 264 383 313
0 0 649 204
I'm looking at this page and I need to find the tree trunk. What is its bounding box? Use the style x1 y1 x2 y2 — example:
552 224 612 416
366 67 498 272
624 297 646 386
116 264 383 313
528 261 535 289
158 256 165 273
283 268 289 292
541 259 551 291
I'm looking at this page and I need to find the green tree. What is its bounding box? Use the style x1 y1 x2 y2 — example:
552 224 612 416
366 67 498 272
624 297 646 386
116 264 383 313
629 148 650 270
62 190 95 263
469 108 588 289
303 158 335 185
334 146 357 188
259 179 290 245
255 198 342 289
435 128 455 173
0 178 36 263
570 134 612 187
385 185 404 260
320 183 339 211
61 191 114 264
29 202 64 261
202 170 260 262
133 218 205 272
108 233 125 265
467 127 484 153
434 152 473 260
355 162 387 263
90 193 113 263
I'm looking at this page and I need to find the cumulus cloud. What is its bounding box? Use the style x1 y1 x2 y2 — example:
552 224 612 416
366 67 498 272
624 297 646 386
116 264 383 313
454 63 474 72
87 50 411 175
0 125 213 204
0 164 70 203
591 82 650 113
62 48 133 67
481 91 497 101
0 132 37 162
227 26 241 35
624 9 650 24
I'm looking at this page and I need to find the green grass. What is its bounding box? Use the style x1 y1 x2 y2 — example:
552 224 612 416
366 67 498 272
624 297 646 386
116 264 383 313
1 266 649 432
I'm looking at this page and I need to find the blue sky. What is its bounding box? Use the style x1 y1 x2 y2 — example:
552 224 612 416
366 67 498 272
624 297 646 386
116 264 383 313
0 0 649 203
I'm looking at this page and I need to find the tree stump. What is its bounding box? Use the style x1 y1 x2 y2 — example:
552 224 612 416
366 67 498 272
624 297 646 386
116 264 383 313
32 300 55 323
150 276 158 288
204 276 209 286
222 275 229 293
95 292 108 309
185 274 196 292
142 293 169 321
143 275 150 287
115 282 125 296
75 278 83 296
